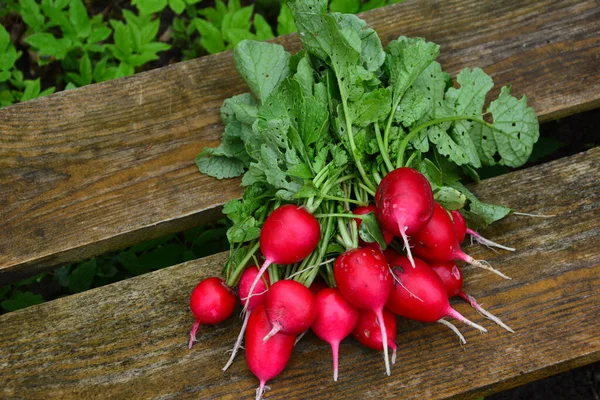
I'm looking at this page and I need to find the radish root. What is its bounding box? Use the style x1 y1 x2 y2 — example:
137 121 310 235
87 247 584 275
447 307 488 333
188 320 200 349
460 253 511 280
376 310 391 376
460 292 515 333
437 319 466 345
222 310 251 372
467 229 515 252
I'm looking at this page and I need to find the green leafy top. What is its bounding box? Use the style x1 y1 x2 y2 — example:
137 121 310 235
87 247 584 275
196 0 539 287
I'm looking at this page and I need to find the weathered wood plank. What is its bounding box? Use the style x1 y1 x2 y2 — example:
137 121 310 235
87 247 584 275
1 0 599 282
0 148 598 399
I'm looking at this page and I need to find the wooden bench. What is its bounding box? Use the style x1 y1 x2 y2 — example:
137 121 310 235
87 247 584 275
1 0 599 398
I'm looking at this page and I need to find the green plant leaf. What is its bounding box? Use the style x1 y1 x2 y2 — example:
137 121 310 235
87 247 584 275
25 32 71 60
133 0 168 15
68 258 97 293
19 0 45 31
477 86 540 168
87 26 112 44
169 0 186 14
20 79 41 102
277 3 296 35
69 0 91 37
233 40 291 103
254 14 274 41
54 266 71 287
79 52 92 85
434 186 467 210
196 153 246 179
41 3 74 35
330 0 360 13
1 291 44 312
196 18 225 54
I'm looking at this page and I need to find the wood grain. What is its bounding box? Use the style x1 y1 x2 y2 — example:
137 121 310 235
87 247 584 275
0 148 598 399
1 0 599 282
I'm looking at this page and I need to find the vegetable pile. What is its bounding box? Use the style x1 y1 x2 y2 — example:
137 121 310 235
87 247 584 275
191 0 539 397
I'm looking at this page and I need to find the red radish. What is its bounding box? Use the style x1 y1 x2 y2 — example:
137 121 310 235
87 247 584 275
411 203 510 279
309 279 328 295
188 277 236 349
334 247 393 375
431 262 514 333
352 309 398 365
263 280 317 341
223 266 270 371
246 304 296 400
243 204 320 312
451 210 515 252
311 288 359 381
386 255 487 333
353 205 394 248
375 167 434 268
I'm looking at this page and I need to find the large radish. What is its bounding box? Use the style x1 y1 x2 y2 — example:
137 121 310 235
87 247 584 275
386 255 487 334
243 204 320 312
375 167 434 268
263 280 317 341
311 288 359 381
188 277 236 349
223 266 270 371
431 261 514 333
411 203 510 279
334 247 393 375
352 309 398 365
246 304 296 400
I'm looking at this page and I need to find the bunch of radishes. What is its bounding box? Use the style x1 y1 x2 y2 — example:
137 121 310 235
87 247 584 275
187 166 515 399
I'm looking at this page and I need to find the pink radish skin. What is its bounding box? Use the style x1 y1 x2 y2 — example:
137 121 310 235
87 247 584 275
411 203 510 279
311 288 359 381
352 309 398 365
430 262 514 333
246 304 296 400
451 210 515 252
243 204 320 312
375 167 434 268
386 256 487 333
334 247 393 376
353 205 395 248
263 280 317 341
223 266 270 372
188 277 236 349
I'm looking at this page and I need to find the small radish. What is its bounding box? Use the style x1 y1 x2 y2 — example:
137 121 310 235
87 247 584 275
353 205 394 249
386 255 487 333
223 266 270 372
352 309 398 365
246 304 296 400
334 247 393 375
375 167 434 268
311 288 359 381
411 202 510 279
188 277 236 349
243 204 321 312
431 261 514 333
263 280 317 341
451 210 515 252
